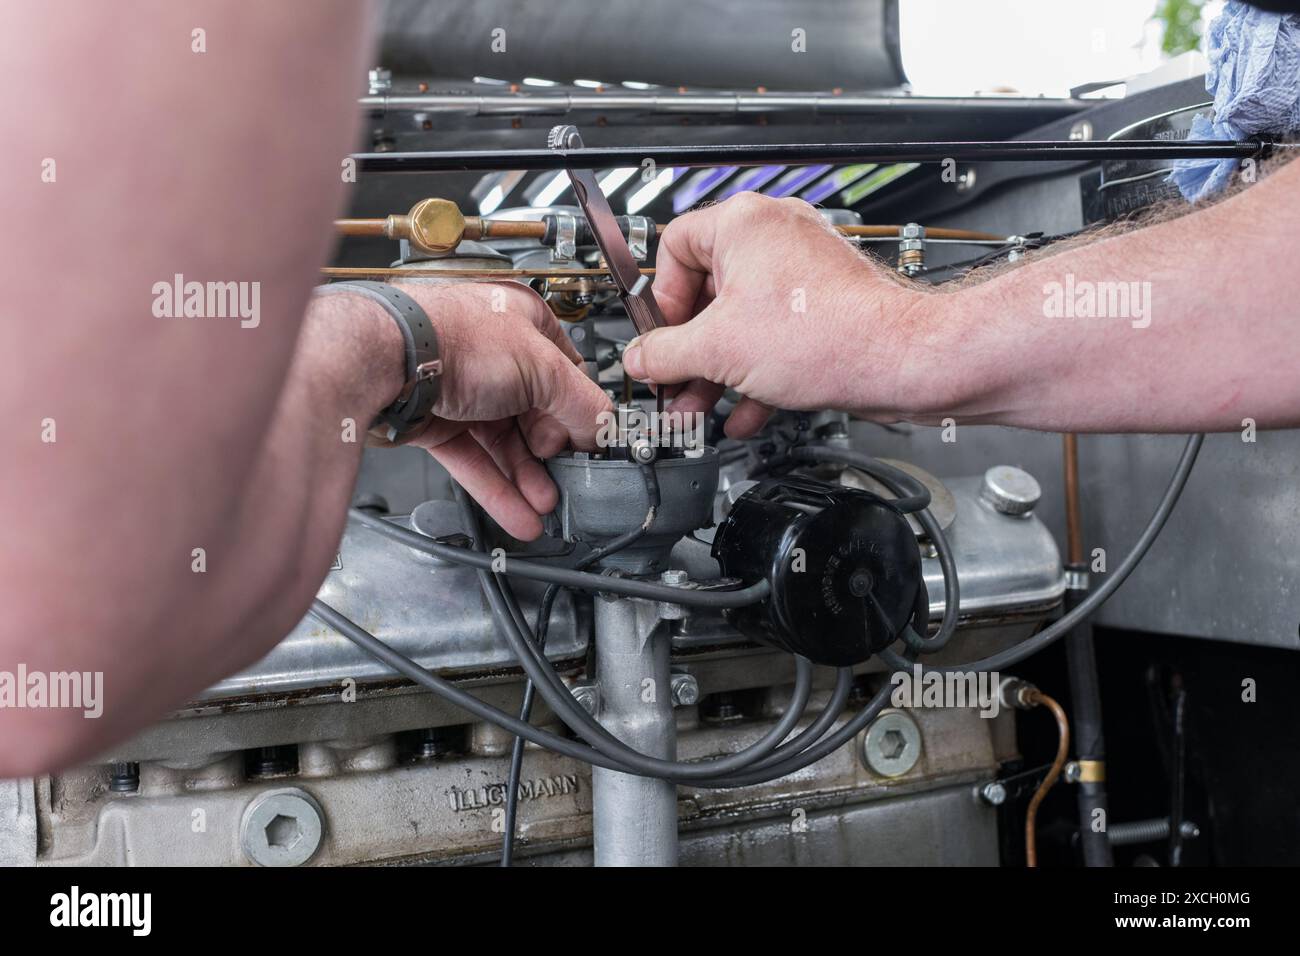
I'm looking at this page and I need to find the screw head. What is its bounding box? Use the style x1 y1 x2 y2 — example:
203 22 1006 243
240 789 324 867
670 673 700 707
570 681 600 716
861 710 922 777
979 781 1008 806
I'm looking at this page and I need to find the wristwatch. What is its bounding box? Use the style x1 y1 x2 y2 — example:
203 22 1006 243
313 280 442 442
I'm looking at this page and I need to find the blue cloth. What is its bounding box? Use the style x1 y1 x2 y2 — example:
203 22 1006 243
1168 1 1300 202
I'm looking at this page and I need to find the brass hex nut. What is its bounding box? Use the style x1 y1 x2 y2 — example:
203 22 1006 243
407 197 465 255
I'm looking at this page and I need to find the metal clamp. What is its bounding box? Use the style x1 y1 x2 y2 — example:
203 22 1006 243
551 212 578 262
626 215 651 261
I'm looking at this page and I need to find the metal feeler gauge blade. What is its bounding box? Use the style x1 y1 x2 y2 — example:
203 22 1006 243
552 127 667 338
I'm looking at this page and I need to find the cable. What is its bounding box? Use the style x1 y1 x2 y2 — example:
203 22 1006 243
788 445 932 514
501 463 659 866
782 444 961 653
319 433 1199 811
307 599 645 773
332 502 845 788
348 505 770 608
446 484 830 787
1025 690 1070 868
464 518 818 780
877 433 1203 675
313 590 882 792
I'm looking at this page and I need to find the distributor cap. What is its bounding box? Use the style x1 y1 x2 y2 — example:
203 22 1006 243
711 476 923 666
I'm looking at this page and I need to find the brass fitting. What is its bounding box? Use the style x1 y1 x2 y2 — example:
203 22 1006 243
384 198 466 256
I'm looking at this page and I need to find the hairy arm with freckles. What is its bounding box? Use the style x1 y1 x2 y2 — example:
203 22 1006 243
623 162 1300 435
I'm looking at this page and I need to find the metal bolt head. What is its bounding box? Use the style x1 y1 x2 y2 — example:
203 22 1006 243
570 681 600 716
860 710 922 777
670 673 700 707
979 781 1007 806
658 569 690 621
407 197 465 255
629 438 658 465
1063 761 1082 784
901 222 925 240
980 465 1041 516
240 788 324 867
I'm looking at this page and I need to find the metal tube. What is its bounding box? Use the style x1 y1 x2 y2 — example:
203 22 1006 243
591 595 678 867
354 139 1267 174
360 92 1088 117
1062 433 1114 867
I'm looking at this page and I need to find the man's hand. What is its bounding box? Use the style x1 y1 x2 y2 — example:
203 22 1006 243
620 193 930 437
369 281 612 540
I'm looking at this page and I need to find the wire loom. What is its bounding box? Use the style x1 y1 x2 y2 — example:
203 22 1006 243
308 434 1202 859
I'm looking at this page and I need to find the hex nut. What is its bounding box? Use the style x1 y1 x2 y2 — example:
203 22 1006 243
670 673 700 707
979 781 1008 806
407 198 466 255
240 788 325 867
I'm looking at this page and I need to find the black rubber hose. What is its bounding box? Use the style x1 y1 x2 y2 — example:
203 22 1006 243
695 664 857 782
450 487 822 782
789 445 932 513
474 547 817 780
308 598 648 773
693 680 895 788
314 593 883 790
1064 573 1115 868
877 433 1203 676
348 505 770 608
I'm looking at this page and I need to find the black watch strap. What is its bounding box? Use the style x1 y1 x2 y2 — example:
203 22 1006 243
313 281 442 441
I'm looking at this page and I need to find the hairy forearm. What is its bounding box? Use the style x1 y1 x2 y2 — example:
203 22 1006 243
899 160 1300 432
192 294 405 683
0 1 377 775
0 293 403 777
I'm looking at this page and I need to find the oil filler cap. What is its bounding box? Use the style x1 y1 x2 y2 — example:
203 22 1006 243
711 476 922 667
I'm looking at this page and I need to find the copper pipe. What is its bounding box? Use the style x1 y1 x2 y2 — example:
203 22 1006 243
1025 690 1071 868
1063 433 1084 566
334 218 390 238
320 266 649 280
463 217 548 241
335 213 1007 245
